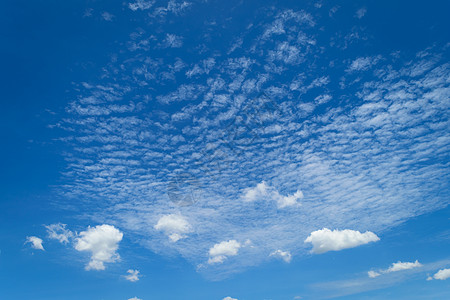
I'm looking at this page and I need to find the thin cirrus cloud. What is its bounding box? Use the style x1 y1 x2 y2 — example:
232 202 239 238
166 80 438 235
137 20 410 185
74 224 123 271
368 260 422 278
45 223 73 244
26 236 45 251
304 228 380 254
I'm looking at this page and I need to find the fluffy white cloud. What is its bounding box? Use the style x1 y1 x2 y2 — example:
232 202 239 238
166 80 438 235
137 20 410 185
304 228 379 254
269 249 292 263
128 297 142 300
208 240 241 264
242 181 303 208
223 297 238 300
45 223 73 244
124 269 140 282
74 224 123 271
154 214 191 242
428 268 450 280
26 236 44 251
368 260 422 278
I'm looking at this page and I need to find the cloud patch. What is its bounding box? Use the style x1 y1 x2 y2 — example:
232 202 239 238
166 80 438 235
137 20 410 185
427 268 450 281
46 223 73 244
305 228 379 254
124 269 141 282
368 260 422 278
208 240 241 264
269 249 292 263
242 181 303 208
74 224 123 270
26 236 44 251
154 214 191 242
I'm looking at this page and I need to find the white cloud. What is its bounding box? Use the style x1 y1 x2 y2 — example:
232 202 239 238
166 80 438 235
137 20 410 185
242 181 303 208
101 12 114 21
428 268 450 280
304 228 379 254
26 236 44 251
124 269 140 282
129 0 154 11
208 240 241 264
347 56 380 72
223 297 237 300
128 297 142 300
368 270 380 278
387 260 422 272
45 223 73 244
154 214 191 242
270 250 292 263
74 224 123 271
355 8 367 19
368 260 422 278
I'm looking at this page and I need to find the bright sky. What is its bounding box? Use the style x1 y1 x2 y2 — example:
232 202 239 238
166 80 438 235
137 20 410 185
1 0 449 299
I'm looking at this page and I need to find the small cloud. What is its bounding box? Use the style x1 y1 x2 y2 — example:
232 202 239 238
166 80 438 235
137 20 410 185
128 297 142 300
355 8 367 19
304 228 379 254
26 236 44 251
74 224 123 271
45 223 73 244
124 269 140 282
368 260 422 278
428 268 450 280
368 270 381 278
346 56 381 72
242 181 303 208
129 0 154 11
270 249 292 263
208 240 241 264
154 214 191 242
223 297 238 300
101 12 114 21
162 34 183 48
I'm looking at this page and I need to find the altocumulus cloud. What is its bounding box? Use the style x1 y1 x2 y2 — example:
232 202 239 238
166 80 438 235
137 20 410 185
74 224 123 270
304 228 379 254
242 181 303 208
269 249 292 263
208 240 241 264
26 236 44 251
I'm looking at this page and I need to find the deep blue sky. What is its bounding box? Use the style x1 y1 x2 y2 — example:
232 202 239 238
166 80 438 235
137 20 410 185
1 1 449 299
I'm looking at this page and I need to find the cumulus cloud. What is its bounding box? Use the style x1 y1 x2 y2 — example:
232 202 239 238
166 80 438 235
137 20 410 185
368 260 422 278
242 181 303 208
223 297 238 300
270 249 292 263
208 240 241 264
124 269 140 282
154 214 191 242
74 224 123 271
128 297 142 300
45 223 73 244
26 236 44 251
304 228 379 254
427 268 450 280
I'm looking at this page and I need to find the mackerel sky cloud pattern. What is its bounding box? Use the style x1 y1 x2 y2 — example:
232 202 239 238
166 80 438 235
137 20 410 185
55 1 450 279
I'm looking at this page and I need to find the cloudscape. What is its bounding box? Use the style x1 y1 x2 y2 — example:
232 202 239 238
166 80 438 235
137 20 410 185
1 0 449 299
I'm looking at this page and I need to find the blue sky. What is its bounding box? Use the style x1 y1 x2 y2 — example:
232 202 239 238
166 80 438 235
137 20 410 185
1 0 449 299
